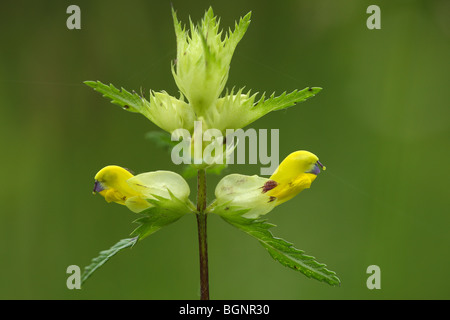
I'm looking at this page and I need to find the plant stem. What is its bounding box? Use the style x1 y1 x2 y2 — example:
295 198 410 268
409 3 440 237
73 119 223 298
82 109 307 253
196 169 209 300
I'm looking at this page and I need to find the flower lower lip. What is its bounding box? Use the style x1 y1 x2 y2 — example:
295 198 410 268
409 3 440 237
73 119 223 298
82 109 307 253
308 161 325 175
93 180 105 193
311 164 321 175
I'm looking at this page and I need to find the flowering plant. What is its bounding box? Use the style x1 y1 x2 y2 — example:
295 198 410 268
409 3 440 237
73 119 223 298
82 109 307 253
82 7 340 299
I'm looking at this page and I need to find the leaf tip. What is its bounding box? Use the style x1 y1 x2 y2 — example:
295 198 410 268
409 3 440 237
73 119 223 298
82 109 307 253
84 80 97 88
308 87 322 94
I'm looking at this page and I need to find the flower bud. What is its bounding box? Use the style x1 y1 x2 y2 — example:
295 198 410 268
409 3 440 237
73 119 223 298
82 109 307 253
171 7 251 117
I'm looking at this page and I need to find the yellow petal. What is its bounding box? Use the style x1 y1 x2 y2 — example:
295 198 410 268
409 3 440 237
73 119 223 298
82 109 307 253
270 151 318 184
268 173 315 205
267 151 320 205
125 196 153 213
94 165 144 206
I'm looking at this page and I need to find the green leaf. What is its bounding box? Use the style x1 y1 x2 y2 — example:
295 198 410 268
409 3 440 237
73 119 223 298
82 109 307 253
254 87 322 114
81 193 191 285
81 237 138 286
206 86 322 132
130 207 186 241
84 80 146 114
225 11 252 53
131 192 192 241
218 206 340 286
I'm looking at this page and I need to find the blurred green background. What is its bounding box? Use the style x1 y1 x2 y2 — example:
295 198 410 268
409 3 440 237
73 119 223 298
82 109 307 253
0 0 449 300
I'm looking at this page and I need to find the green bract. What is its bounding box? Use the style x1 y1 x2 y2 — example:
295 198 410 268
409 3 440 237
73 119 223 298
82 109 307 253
205 87 322 134
85 7 322 139
144 92 196 133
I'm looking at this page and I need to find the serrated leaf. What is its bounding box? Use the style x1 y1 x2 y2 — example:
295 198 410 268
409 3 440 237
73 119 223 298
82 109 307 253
131 191 192 241
81 237 138 286
81 193 191 284
206 87 322 132
130 206 186 241
219 207 340 286
225 11 252 55
254 87 322 114
84 80 146 113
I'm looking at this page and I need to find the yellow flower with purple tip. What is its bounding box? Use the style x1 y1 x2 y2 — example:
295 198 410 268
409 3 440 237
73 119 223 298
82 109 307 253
213 150 325 219
93 165 191 213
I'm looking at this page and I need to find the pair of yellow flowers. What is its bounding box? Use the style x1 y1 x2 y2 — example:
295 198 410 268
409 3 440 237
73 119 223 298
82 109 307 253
93 150 325 218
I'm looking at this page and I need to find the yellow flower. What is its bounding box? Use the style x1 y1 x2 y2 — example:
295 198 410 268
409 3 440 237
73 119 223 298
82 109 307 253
266 150 325 205
93 165 191 213
213 150 325 218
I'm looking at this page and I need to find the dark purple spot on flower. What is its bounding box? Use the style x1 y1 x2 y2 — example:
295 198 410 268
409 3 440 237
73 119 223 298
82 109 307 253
268 196 276 202
262 180 278 193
